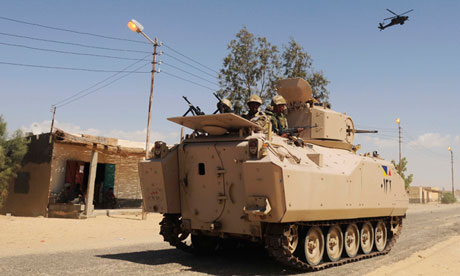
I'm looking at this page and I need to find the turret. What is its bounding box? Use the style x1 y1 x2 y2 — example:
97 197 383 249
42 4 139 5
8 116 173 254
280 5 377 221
277 78 356 150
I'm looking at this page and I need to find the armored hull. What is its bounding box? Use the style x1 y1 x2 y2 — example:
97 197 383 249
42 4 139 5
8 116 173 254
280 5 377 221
138 78 408 271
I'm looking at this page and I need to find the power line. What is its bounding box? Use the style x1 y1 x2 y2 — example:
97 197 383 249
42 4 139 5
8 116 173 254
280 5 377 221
0 61 151 73
162 62 219 87
0 41 142 61
0 16 149 45
53 55 151 106
162 43 220 75
0 16 220 78
162 71 217 92
0 32 151 54
163 52 218 79
55 62 151 108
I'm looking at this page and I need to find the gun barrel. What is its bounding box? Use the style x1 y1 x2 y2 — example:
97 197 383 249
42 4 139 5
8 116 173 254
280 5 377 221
183 96 194 106
347 129 378 134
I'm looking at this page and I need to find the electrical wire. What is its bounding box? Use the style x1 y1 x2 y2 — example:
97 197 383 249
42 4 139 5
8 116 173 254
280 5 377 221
0 16 219 77
0 32 151 54
162 62 219 87
0 16 149 45
0 61 150 73
163 52 218 79
162 43 219 75
161 71 217 91
55 62 151 108
0 41 143 61
53 54 151 106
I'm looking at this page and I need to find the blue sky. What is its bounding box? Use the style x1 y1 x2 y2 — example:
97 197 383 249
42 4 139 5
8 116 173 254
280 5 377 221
1 0 460 190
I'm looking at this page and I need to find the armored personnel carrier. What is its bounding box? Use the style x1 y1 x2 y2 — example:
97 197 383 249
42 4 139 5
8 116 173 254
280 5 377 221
138 78 408 271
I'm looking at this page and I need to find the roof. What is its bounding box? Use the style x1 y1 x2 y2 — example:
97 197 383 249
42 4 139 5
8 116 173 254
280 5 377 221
52 128 145 155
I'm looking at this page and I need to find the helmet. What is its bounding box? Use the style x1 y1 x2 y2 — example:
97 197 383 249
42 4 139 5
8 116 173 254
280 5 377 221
221 98 233 110
272 95 287 105
247 94 262 105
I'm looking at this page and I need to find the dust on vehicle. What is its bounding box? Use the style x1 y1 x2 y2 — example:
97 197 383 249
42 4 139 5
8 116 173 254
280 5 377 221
138 78 408 271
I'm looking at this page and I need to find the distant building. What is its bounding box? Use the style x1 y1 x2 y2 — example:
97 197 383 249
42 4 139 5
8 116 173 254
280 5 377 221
408 186 441 203
1 129 147 218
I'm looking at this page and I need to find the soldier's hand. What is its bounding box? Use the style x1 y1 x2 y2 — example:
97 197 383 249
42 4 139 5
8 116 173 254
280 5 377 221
297 128 304 133
281 133 289 138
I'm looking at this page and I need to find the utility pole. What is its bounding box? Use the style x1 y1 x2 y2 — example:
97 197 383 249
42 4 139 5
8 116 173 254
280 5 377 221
145 38 158 159
396 118 402 174
448 147 455 196
49 105 56 143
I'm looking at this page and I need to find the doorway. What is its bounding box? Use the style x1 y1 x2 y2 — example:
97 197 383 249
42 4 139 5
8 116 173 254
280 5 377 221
65 160 115 208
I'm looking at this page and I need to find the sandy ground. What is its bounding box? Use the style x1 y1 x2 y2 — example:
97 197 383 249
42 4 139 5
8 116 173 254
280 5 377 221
1 203 460 275
0 213 164 257
365 235 460 276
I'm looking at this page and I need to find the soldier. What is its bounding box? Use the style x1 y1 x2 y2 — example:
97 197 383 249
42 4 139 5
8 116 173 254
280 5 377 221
241 94 269 129
217 98 233 113
266 95 289 136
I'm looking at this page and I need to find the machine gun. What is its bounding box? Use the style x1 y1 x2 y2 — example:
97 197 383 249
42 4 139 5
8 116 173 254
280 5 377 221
213 93 233 114
279 125 318 136
182 96 205 116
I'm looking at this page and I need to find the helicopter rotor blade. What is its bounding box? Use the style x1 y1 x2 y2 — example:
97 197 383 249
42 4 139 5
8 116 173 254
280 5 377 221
386 9 398 16
384 16 396 21
400 9 414 16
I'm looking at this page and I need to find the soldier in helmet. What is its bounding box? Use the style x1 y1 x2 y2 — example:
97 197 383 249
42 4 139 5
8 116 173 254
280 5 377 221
216 98 233 113
242 94 269 129
266 95 289 136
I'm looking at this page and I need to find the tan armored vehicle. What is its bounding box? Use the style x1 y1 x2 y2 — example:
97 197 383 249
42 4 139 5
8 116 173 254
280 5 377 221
138 78 408 271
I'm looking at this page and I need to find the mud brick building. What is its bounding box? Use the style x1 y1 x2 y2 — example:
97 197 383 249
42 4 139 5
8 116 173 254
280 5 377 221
1 129 146 218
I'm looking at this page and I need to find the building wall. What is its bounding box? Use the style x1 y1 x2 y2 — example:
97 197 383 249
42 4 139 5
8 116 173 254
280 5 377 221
409 186 423 203
409 186 441 203
1 134 53 216
50 143 143 201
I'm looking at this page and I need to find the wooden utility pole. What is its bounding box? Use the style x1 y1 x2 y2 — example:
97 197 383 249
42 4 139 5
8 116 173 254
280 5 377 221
145 38 159 159
49 106 56 143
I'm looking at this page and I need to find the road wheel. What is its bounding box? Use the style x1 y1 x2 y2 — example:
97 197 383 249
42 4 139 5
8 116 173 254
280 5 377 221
360 222 374 254
326 225 343 262
286 224 299 253
344 223 359 258
375 221 388 252
304 226 324 266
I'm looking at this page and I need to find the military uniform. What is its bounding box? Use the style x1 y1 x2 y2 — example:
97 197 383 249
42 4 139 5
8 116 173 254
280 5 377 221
265 109 288 134
242 94 269 130
243 110 269 129
266 95 288 135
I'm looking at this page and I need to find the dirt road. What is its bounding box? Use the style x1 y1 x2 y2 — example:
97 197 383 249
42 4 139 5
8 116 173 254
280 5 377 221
1 204 460 275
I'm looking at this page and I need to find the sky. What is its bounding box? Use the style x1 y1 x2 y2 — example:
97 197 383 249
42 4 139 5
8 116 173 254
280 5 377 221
1 0 460 190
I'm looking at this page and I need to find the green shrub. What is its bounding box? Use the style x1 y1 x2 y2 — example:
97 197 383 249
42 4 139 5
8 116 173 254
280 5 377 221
0 115 29 207
441 192 457 204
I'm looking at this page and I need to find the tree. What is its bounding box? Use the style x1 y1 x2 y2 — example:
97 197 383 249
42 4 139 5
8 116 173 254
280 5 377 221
282 38 330 101
218 27 280 114
218 28 330 113
0 115 29 207
391 157 413 190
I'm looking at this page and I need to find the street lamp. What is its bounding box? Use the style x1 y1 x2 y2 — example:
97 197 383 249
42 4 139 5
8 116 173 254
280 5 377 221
448 147 455 196
128 19 159 159
396 118 402 174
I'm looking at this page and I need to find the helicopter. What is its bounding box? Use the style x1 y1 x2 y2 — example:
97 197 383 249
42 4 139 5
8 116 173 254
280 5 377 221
378 9 413 30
